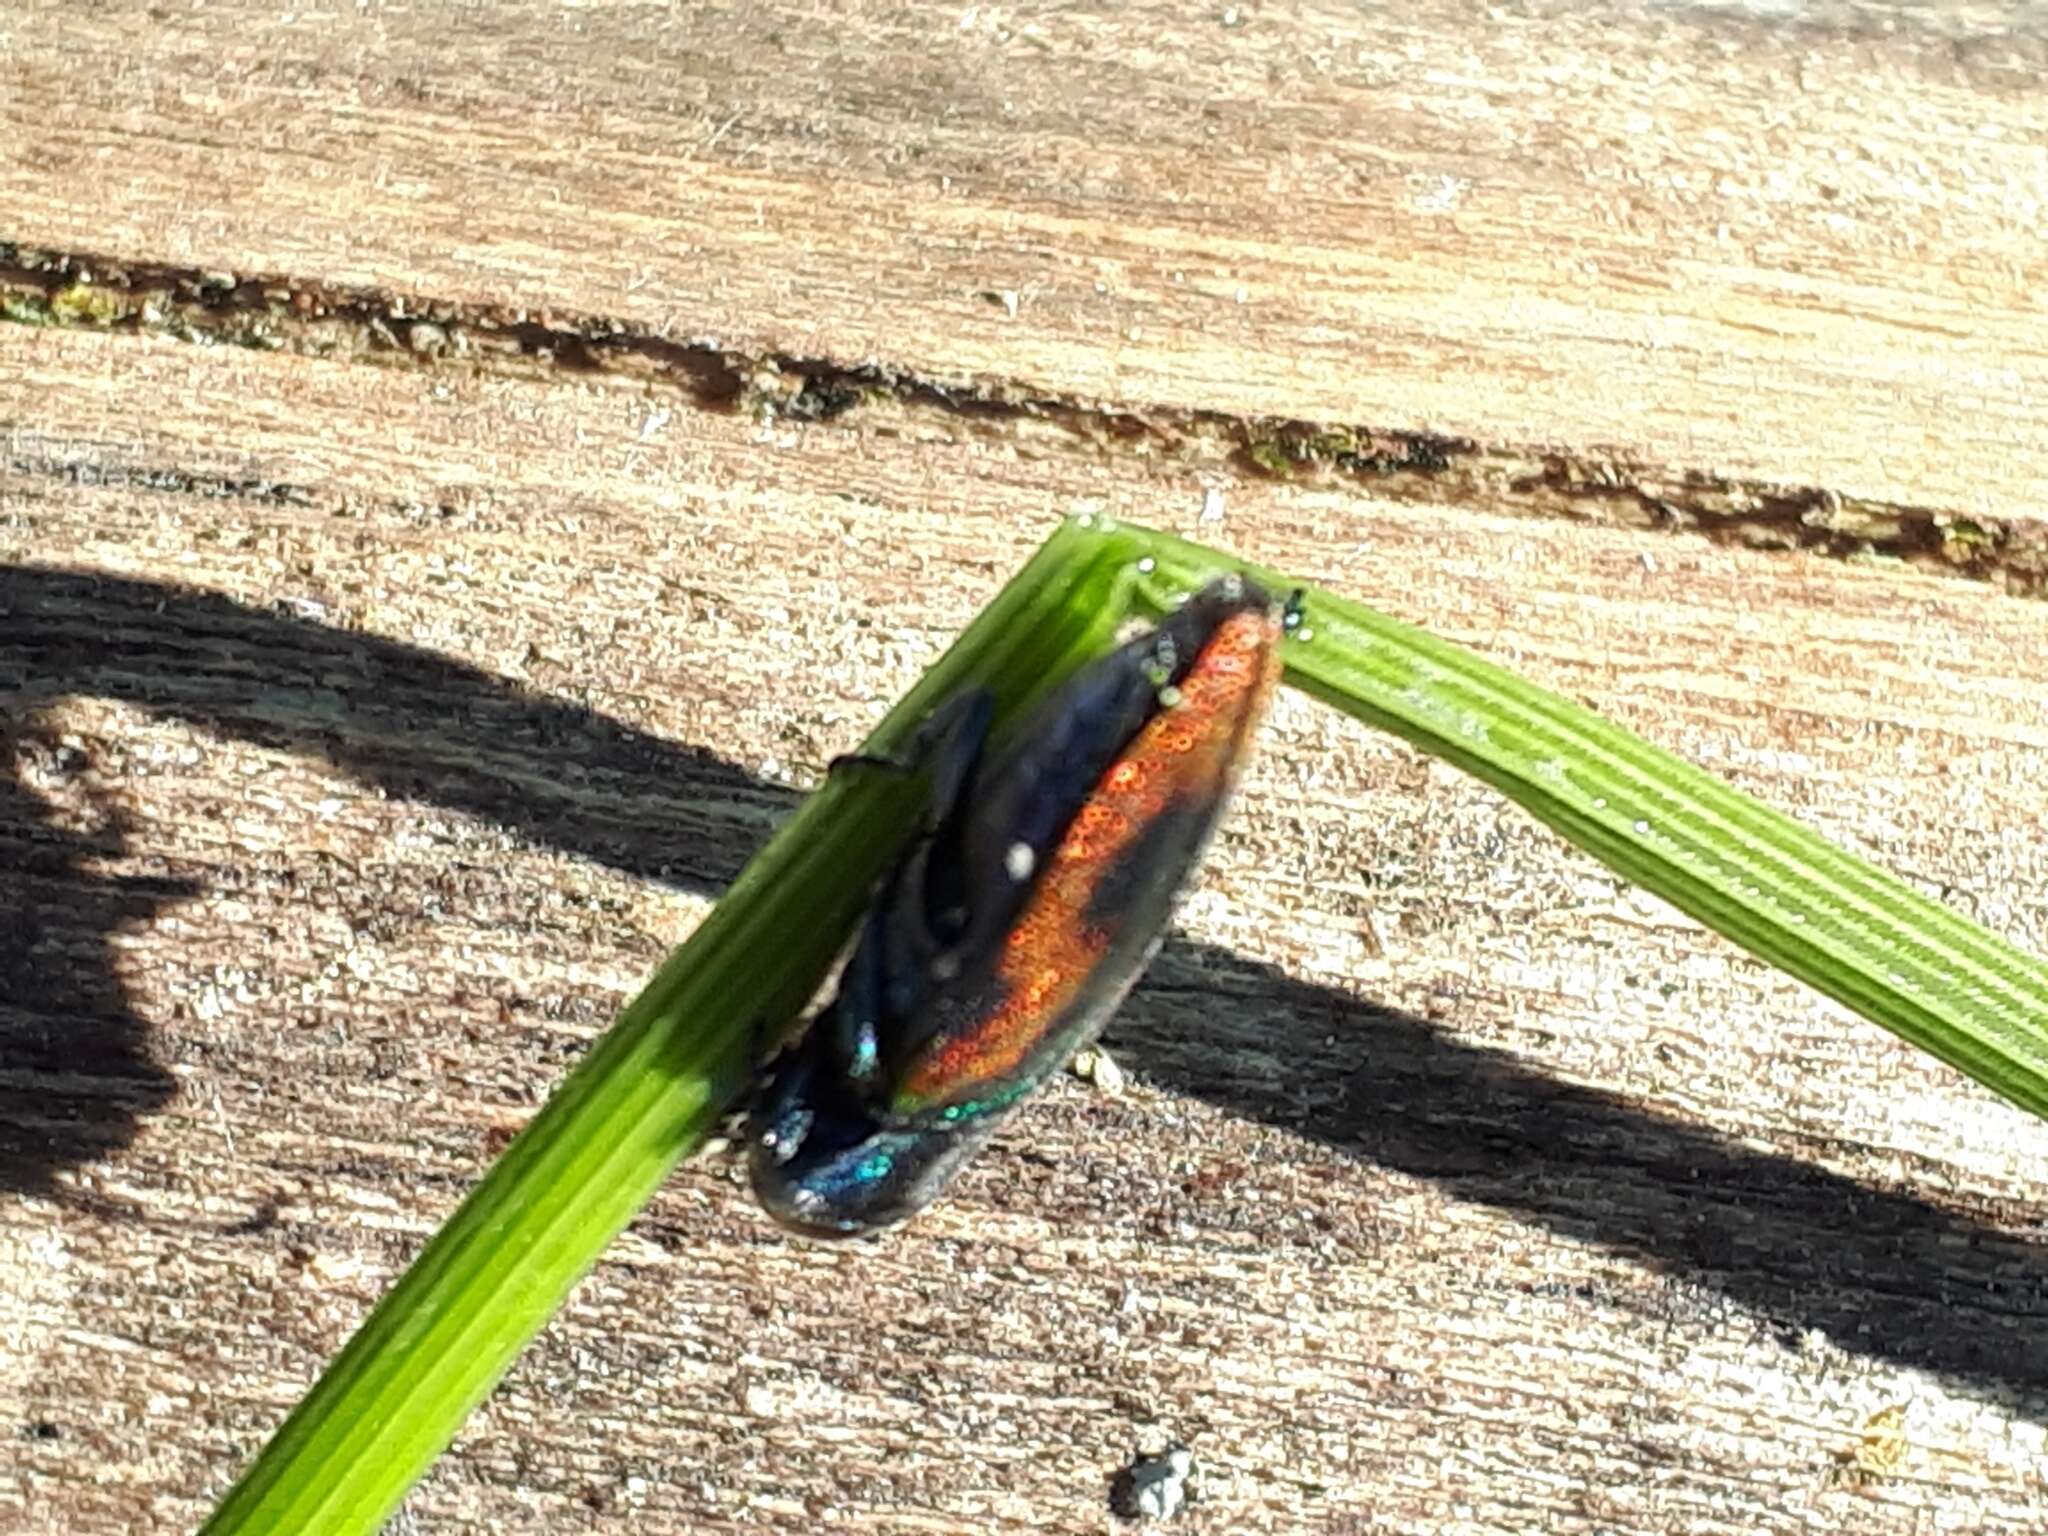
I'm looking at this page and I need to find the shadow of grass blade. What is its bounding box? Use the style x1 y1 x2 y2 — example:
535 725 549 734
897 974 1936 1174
200 523 1147 1536
204 513 2048 1536
1125 521 2048 1122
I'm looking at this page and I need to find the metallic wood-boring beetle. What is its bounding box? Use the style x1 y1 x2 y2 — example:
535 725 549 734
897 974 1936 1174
749 575 1288 1237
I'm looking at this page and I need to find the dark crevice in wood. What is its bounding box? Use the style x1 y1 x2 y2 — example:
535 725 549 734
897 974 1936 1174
4 238 2041 597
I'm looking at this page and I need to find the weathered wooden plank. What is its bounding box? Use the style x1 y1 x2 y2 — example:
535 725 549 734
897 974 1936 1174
3 322 2045 1533
4 0 2046 526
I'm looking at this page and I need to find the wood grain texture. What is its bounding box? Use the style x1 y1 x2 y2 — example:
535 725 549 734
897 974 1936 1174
5 2 2048 1531
4 0 2047 522
3 320 2046 1533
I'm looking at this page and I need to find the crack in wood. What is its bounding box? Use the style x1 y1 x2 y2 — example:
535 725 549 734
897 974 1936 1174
4 238 2041 597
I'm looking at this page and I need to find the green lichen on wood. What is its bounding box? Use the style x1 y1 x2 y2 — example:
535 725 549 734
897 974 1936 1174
1 293 52 326
49 282 128 326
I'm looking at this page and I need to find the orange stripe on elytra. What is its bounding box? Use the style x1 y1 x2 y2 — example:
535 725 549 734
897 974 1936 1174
895 606 1281 1110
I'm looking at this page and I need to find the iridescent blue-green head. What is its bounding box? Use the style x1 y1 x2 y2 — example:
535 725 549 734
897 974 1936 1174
748 1022 997 1239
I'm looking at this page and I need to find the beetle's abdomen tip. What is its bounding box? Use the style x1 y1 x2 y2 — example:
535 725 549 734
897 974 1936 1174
749 1164 893 1241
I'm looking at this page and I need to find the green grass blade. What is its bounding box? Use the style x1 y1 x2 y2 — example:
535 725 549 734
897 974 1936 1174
206 513 2048 1535
1118 520 2048 1120
200 522 1143 1535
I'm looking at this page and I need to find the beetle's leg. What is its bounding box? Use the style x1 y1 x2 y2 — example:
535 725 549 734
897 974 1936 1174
1281 586 1307 635
813 690 997 1095
827 688 995 836
828 683 989 773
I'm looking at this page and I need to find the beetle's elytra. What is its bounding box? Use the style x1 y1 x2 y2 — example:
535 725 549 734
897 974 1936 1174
749 575 1287 1238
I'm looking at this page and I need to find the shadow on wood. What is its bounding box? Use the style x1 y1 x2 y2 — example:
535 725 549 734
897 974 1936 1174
1 563 2042 1419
